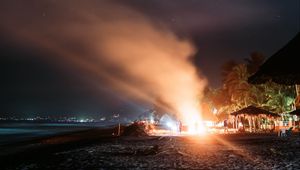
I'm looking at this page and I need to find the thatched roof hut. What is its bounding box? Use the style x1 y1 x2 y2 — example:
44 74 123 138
230 105 280 118
248 32 300 85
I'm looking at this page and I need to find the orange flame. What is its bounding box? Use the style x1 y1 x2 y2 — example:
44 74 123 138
180 103 207 135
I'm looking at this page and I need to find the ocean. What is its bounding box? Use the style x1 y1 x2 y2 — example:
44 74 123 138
0 121 119 145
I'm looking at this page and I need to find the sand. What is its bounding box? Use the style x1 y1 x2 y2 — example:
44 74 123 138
1 127 300 170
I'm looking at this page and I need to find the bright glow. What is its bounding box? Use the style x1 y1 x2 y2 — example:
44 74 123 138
180 103 207 135
204 121 214 127
213 108 218 114
150 116 155 124
166 121 177 131
187 121 206 135
238 122 243 128
215 122 224 127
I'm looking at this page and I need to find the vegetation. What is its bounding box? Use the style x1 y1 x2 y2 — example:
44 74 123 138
204 52 296 120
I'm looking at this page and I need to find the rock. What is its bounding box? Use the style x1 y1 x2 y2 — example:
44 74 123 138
229 154 236 158
122 123 149 137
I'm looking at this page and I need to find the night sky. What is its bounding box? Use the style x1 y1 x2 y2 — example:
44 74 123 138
0 0 299 116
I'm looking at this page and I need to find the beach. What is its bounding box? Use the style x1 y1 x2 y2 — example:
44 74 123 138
1 126 300 170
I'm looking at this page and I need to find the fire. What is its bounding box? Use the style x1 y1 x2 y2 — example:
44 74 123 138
186 120 206 135
180 104 207 135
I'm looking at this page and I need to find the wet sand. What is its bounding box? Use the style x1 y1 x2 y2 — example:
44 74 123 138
1 127 300 170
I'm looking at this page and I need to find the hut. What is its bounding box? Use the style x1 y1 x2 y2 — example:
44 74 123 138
230 105 280 132
248 32 300 85
248 32 300 128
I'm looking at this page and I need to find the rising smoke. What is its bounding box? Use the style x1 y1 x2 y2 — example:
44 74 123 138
0 0 207 121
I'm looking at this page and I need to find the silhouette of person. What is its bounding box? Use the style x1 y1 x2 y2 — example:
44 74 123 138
224 119 228 133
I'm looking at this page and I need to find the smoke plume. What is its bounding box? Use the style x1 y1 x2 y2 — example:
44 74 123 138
0 1 207 121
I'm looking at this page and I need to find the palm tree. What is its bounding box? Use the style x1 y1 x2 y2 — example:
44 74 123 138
264 83 295 114
202 87 232 120
205 52 297 130
224 64 252 108
221 60 238 83
245 52 266 75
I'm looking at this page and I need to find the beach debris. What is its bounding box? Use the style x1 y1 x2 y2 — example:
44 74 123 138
122 123 149 137
134 145 159 155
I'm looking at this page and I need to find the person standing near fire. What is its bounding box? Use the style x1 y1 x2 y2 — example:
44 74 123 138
224 119 228 133
178 120 182 134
